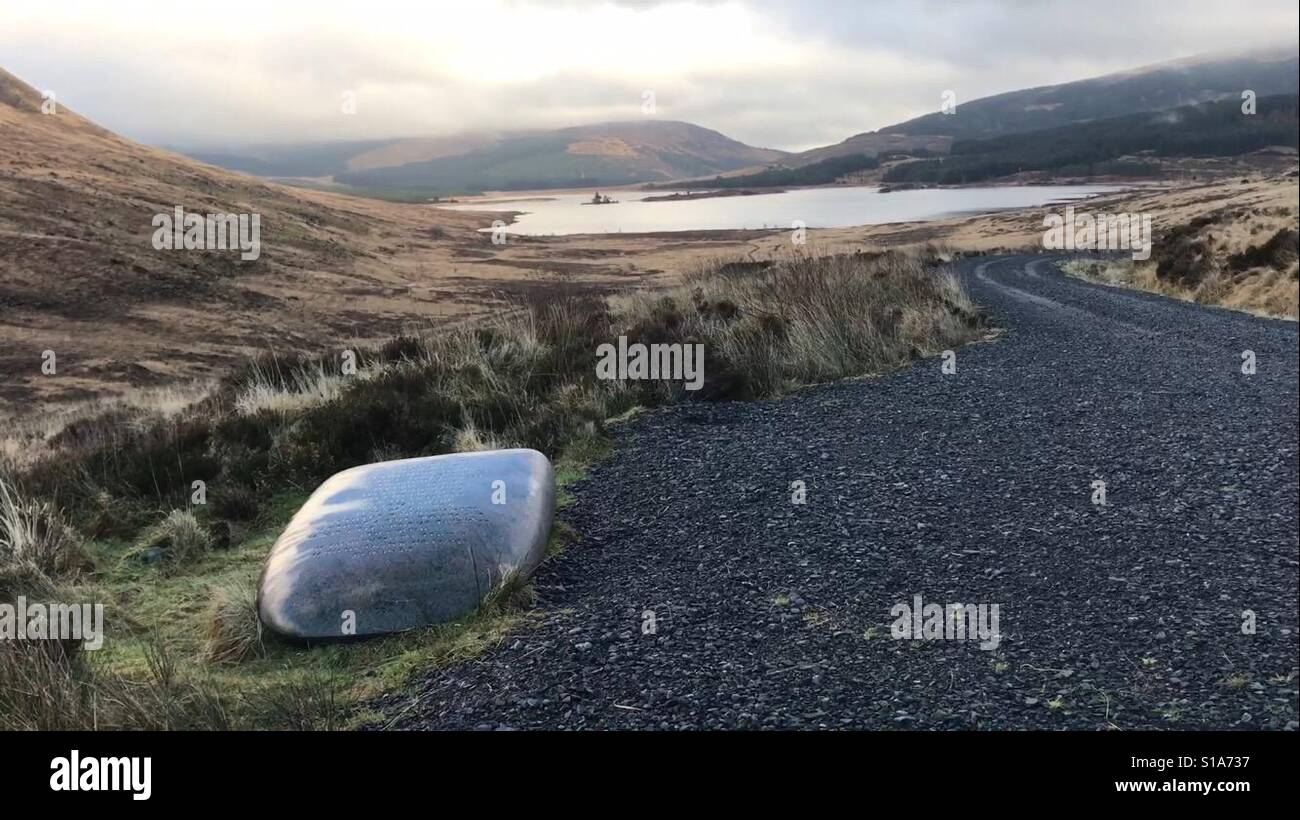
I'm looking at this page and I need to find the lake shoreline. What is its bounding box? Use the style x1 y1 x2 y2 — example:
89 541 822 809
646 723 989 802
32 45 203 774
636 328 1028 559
441 182 1131 237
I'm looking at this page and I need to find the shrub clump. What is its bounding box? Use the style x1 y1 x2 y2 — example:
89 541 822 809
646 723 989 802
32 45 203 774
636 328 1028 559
617 250 982 399
0 474 82 578
1228 227 1299 274
203 579 266 665
133 509 213 569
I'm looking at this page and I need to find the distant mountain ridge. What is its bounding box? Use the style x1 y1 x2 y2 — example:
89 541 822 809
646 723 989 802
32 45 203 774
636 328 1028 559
882 93 1300 185
181 140 392 178
779 46 1300 168
178 46 1299 193
881 47 1300 140
185 121 787 194
332 120 788 193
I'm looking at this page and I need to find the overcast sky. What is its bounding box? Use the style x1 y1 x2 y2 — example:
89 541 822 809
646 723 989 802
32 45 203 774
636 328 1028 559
2 0 1296 151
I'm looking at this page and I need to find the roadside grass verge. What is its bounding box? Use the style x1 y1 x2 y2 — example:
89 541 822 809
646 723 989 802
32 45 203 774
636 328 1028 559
1059 221 1298 320
1 247 984 729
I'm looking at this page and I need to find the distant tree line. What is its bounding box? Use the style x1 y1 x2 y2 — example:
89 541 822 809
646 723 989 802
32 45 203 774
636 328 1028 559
661 152 882 190
883 94 1300 185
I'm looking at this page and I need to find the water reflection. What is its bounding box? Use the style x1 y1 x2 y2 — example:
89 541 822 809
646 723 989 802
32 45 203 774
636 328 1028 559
443 184 1126 236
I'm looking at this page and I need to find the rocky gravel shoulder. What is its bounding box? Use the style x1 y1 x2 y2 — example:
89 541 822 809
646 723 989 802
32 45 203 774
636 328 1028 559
380 254 1299 730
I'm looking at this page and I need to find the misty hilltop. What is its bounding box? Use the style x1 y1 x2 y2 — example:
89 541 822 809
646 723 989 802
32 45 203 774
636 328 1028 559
177 46 1299 196
783 47 1300 166
187 121 788 195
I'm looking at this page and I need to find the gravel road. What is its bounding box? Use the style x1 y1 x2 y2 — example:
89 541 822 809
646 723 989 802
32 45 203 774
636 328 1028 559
384 254 1299 730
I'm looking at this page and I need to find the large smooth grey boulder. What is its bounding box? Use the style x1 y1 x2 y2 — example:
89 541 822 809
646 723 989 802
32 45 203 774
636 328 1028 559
257 449 554 640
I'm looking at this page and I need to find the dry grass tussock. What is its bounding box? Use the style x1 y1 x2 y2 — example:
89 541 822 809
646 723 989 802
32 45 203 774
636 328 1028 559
203 578 265 665
132 509 213 568
616 248 981 397
233 360 370 416
1060 200 1298 319
1062 255 1298 319
0 628 326 731
0 472 82 579
0 381 214 473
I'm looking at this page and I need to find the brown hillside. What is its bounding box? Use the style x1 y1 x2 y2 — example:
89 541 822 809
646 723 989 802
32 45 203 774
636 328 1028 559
0 67 519 410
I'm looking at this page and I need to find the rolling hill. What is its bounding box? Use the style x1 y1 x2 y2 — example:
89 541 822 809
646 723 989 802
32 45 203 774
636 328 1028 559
179 140 393 178
184 121 786 195
883 93 1300 184
674 46 1299 189
880 46 1299 141
181 47 1298 195
181 132 514 179
779 46 1299 168
0 66 493 409
331 121 787 193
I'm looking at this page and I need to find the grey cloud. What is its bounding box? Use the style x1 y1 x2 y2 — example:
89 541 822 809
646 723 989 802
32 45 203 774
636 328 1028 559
1 0 1295 151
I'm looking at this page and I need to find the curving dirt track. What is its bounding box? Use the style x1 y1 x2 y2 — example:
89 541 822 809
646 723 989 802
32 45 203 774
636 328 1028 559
382 254 1299 730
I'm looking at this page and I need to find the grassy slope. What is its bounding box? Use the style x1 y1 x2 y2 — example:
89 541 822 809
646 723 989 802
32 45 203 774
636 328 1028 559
0 65 495 411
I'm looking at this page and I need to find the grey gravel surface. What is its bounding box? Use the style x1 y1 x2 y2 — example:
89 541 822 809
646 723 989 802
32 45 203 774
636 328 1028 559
382 254 1299 730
